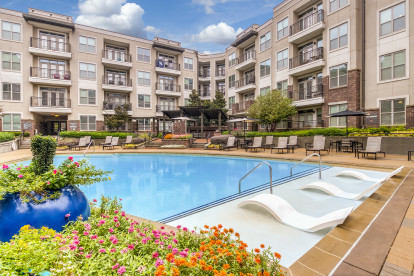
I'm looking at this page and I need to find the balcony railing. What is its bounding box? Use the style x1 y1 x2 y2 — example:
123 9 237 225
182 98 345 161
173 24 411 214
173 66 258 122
236 50 256 65
277 119 324 129
156 105 177 112
288 84 323 101
102 76 132 87
156 82 181 92
30 67 71 80
290 10 324 36
232 100 255 113
103 102 132 110
236 75 255 88
289 47 324 69
30 37 71 53
199 89 211 97
30 96 71 108
199 71 211 78
102 49 132 62
216 68 225 77
155 60 180 71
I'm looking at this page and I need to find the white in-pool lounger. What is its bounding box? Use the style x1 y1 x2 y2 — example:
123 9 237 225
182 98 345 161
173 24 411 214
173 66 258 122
237 194 353 232
298 180 383 200
333 166 403 182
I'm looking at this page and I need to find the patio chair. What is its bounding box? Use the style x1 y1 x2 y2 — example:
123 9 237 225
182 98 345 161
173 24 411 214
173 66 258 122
287 136 299 149
271 137 289 154
340 139 352 152
121 135 133 148
103 137 120 150
69 137 87 151
220 137 237 151
262 136 274 150
84 136 91 144
305 136 328 155
357 137 385 160
245 137 263 152
100 136 112 148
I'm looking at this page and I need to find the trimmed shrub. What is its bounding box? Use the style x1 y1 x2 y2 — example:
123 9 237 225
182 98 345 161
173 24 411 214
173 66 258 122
60 131 135 139
0 132 16 143
10 132 30 137
30 136 57 175
131 137 145 144
210 135 234 145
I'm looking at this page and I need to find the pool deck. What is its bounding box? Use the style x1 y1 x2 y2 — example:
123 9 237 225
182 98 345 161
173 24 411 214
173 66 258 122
2 147 414 276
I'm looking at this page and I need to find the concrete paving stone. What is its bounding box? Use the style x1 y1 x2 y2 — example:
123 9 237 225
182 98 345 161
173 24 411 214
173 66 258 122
314 235 353 257
333 262 376 276
349 210 376 224
356 198 385 214
328 227 362 244
341 216 370 233
405 206 414 220
289 262 325 276
296 247 341 275
369 191 392 202
381 262 412 276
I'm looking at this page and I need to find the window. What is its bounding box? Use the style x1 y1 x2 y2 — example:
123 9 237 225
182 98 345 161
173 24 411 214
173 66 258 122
184 78 193 90
277 49 288 69
329 103 347 127
330 22 348 50
260 59 271 77
184 57 193 70
2 52 20 71
137 47 150 62
2 21 21 41
184 98 190 106
329 64 348 88
380 2 405 36
228 96 235 109
79 63 96 80
138 118 151 131
138 94 151 108
2 83 20 101
277 18 289 40
260 86 270 96
2 113 21 131
228 74 235 88
79 36 95 53
79 89 96 105
228 53 236 67
277 80 288 96
380 50 406 81
260 32 271 51
330 0 348 13
80 115 96 131
137 71 150 85
381 98 405 125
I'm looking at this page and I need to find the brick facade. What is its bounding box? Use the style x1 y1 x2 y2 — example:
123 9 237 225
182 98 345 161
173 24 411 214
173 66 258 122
364 109 380 128
173 120 186 134
96 120 104 131
405 106 414 128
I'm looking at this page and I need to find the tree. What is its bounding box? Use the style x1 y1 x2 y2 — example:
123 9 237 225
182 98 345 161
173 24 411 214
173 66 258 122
187 89 202 106
105 104 131 130
247 89 297 132
212 91 227 111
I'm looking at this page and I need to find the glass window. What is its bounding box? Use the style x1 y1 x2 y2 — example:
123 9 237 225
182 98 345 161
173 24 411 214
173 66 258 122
79 89 96 105
138 94 151 108
260 86 270 96
184 57 193 70
79 63 96 80
138 118 151 131
2 113 21 131
228 96 235 109
277 49 288 69
80 115 96 131
2 83 20 101
381 98 405 125
228 74 235 88
184 98 190 106
2 21 21 41
138 71 150 85
330 22 348 50
277 18 289 40
184 78 193 90
260 59 271 77
260 32 271 51
330 0 348 13
79 36 95 53
329 63 348 88
329 103 347 127
228 53 236 67
2 52 21 71
380 50 406 81
277 80 288 96
137 47 150 62
380 2 405 36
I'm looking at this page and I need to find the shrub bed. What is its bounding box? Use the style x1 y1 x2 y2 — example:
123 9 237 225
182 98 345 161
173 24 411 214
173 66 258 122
60 131 136 139
0 132 16 143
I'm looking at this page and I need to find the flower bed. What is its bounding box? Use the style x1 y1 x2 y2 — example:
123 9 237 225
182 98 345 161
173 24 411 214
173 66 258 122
0 197 283 275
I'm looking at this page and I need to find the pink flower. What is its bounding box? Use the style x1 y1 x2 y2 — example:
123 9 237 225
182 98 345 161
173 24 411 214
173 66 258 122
117 266 126 275
84 223 91 230
99 240 104 244
177 225 182 229
112 263 120 270
108 228 114 233
68 156 73 161
83 231 89 236
167 244 172 249
98 219 106 226
93 199 97 202
112 238 118 245
90 235 97 240
128 244 134 250
155 258 163 268
2 164 8 170
152 251 159 259
110 248 116 253
85 254 91 258
128 227 134 233
75 162 79 167
79 247 84 251
65 213 70 218
16 167 21 170
98 248 106 253
109 235 116 241
173 238 178 244
172 248 178 255
18 175 23 178
183 227 188 232
121 211 125 217
46 181 50 185
53 170 57 174
72 230 78 234
179 251 188 258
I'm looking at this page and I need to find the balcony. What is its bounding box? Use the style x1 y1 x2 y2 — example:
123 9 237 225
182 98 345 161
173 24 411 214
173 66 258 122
289 10 325 44
289 47 324 76
29 96 72 114
102 102 133 115
215 68 225 80
29 67 72 86
277 119 324 129
155 60 181 76
288 84 324 107
155 82 181 97
101 76 133 92
29 37 71 59
199 89 211 99
231 100 254 115
101 50 132 69
235 75 256 93
235 50 256 71
199 70 211 82
156 104 177 116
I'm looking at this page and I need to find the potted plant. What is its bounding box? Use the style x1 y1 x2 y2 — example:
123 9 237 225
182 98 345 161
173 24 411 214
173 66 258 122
0 136 111 242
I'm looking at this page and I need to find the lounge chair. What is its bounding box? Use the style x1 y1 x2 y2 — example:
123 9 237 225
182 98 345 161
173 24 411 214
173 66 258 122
271 137 289 154
237 194 354 232
220 137 236 151
334 166 403 182
245 137 263 152
357 137 385 160
287 136 299 149
299 180 383 200
262 136 274 150
100 136 112 148
84 136 91 145
103 137 120 150
121 136 133 148
305 136 328 155
69 137 87 151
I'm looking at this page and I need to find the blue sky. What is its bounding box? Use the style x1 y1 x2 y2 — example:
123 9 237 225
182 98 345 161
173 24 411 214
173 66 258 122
0 0 284 53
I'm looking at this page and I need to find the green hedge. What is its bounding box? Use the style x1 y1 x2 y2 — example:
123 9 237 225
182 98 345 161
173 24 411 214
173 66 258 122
0 132 16 142
11 131 30 137
59 131 136 139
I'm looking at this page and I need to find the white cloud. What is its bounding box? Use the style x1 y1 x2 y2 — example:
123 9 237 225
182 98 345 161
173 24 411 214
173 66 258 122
76 0 146 37
192 0 227 14
192 22 243 45
144 25 161 35
203 50 221 54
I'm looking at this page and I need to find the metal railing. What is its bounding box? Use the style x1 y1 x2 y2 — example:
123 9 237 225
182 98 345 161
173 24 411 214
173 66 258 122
199 89 210 97
30 67 71 80
239 161 273 194
199 70 211 78
155 60 181 71
102 76 132 87
30 96 71 108
30 37 71 53
83 140 95 157
155 82 181 92
288 84 323 101
156 105 177 112
236 75 255 88
102 49 132 62
290 9 324 36
103 102 132 110
236 50 256 65
216 68 225 77
289 47 324 69
290 153 321 179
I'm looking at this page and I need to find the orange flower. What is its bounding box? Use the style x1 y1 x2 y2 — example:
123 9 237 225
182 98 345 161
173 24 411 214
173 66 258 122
229 228 234 233
254 248 260 253
254 257 261 264
235 232 240 238
274 252 281 259
204 225 210 229
218 224 223 229
222 263 230 270
260 244 265 248
171 267 180 276
155 265 166 276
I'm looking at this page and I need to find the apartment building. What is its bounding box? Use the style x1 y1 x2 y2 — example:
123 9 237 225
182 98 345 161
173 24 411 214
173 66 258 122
0 0 412 135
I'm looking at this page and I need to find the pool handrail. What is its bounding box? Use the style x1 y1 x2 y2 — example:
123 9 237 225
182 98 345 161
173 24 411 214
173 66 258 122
291 153 321 179
239 161 273 194
83 139 95 156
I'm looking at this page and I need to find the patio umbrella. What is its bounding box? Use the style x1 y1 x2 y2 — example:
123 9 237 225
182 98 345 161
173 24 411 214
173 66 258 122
171 116 196 133
227 117 260 137
327 110 368 137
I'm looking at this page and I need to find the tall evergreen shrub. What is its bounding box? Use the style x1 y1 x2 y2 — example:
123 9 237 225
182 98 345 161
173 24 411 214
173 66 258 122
30 136 57 175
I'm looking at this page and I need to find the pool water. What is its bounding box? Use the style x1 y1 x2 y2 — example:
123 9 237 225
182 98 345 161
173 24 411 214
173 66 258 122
51 154 322 221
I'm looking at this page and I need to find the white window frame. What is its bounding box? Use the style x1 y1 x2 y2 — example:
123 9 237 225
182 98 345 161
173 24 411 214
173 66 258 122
380 98 406 126
2 82 21 102
2 113 21 131
277 49 288 69
329 0 349 13
79 115 96 131
329 22 348 51
184 57 194 70
78 35 96 54
329 63 348 89
137 71 150 86
79 62 96 80
1 20 21 42
380 50 406 82
228 53 236 67
277 17 289 40
379 2 406 37
329 103 348 127
228 74 236 88
2 51 21 71
137 118 151 131
260 32 271 51
228 96 235 109
277 80 288 96
260 86 270 96
184 78 193 90
137 47 150 63
260 59 271 77
138 94 151 109
79 88 97 106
